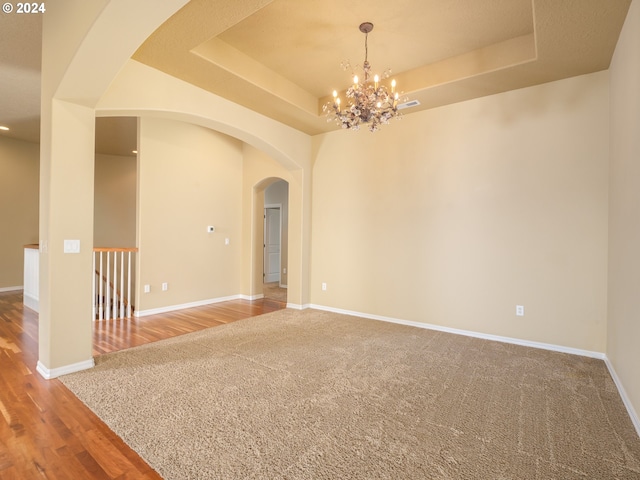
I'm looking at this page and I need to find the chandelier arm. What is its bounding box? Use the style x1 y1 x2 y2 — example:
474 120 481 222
324 21 406 132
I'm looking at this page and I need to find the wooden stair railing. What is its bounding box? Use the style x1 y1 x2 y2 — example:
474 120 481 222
93 247 138 320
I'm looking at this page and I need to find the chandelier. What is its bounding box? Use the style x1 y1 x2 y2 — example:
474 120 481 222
323 22 402 132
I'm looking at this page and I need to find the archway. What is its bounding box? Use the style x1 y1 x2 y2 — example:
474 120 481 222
253 177 290 303
39 1 311 376
38 0 191 378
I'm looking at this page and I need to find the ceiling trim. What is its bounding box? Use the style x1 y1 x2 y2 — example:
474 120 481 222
191 38 317 115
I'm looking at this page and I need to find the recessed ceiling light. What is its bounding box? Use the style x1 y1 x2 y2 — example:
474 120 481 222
0 126 9 131
132 150 138 154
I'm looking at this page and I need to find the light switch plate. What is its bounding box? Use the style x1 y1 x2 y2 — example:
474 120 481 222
63 239 80 254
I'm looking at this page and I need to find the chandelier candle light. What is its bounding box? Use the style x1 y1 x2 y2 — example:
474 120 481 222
324 22 402 132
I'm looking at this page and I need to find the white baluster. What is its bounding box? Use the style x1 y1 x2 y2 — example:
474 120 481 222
127 251 132 318
92 251 96 319
112 251 118 320
99 252 104 320
119 252 125 319
105 251 111 321
92 248 138 321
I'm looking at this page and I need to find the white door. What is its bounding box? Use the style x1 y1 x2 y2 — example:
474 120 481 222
264 207 281 283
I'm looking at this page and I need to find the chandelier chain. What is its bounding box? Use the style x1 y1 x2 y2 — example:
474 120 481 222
364 31 368 65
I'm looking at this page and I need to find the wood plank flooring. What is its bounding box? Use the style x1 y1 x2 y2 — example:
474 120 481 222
0 290 285 479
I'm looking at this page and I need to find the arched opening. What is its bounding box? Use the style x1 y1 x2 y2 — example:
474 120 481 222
263 180 289 303
91 112 308 314
39 1 311 376
251 177 290 304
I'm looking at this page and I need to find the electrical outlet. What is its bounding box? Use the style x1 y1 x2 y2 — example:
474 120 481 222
322 282 327 291
144 284 150 293
516 305 524 316
283 268 287 274
162 282 168 291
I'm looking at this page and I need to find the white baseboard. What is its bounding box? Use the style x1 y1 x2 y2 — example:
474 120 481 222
135 294 245 317
286 303 311 310
136 292 311 317
37 358 95 379
0 285 22 292
309 303 605 359
23 293 39 313
309 303 640 437
32 295 638 436
604 357 640 437
130 296 640 436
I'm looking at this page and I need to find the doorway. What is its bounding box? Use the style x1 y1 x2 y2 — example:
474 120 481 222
261 179 288 303
263 206 281 283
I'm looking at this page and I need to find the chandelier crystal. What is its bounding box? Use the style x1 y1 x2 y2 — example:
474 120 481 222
323 22 402 132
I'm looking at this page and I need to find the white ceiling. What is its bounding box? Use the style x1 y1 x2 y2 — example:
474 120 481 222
0 0 632 152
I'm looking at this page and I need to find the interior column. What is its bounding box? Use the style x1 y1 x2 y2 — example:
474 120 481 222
37 98 95 377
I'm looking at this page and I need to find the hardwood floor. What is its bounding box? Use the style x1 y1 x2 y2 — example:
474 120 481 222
0 290 285 479
92 296 286 355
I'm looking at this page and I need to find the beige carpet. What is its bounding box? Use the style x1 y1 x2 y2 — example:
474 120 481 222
61 309 640 479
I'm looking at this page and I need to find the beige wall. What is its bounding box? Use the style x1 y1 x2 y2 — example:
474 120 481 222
136 117 243 311
311 71 609 353
0 137 39 289
98 60 312 307
94 153 137 248
241 144 299 300
0 142 135 289
608 0 640 425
